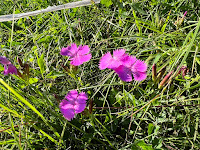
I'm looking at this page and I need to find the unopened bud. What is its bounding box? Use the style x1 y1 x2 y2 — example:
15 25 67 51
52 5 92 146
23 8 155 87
152 64 157 82
159 71 173 89
24 64 29 77
17 69 23 78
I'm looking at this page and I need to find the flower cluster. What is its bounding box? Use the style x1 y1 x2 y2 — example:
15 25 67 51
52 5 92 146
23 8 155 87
99 49 147 82
59 90 88 121
0 56 17 75
59 45 148 121
1 44 148 121
60 43 92 66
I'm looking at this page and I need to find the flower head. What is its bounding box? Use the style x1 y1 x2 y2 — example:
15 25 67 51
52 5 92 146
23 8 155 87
59 90 88 121
99 50 147 82
0 56 17 75
60 43 92 66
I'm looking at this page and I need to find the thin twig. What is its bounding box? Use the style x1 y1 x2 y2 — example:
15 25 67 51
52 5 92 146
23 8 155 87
0 0 100 22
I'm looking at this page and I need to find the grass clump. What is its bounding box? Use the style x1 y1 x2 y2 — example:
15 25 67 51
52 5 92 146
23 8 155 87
0 0 200 149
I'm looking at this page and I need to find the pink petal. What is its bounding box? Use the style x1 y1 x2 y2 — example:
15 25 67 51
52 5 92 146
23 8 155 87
60 108 75 121
60 100 74 109
60 47 70 56
70 57 82 66
7 64 17 75
113 49 126 59
3 64 17 75
3 66 9 75
108 59 122 69
108 49 127 69
121 55 137 68
70 53 91 66
133 71 147 81
74 103 86 114
77 92 88 103
69 43 79 55
0 56 11 65
74 92 87 113
79 53 92 64
65 90 78 101
60 43 78 56
114 65 133 82
99 52 113 70
132 59 147 72
59 100 75 121
77 45 90 55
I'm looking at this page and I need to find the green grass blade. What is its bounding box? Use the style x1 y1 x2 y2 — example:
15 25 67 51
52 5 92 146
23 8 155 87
179 19 200 66
8 113 22 150
0 103 22 118
0 78 60 140
161 10 171 33
32 124 58 144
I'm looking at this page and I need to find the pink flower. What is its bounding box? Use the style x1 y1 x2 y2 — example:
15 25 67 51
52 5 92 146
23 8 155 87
59 90 88 121
99 50 147 82
0 56 17 75
60 43 92 66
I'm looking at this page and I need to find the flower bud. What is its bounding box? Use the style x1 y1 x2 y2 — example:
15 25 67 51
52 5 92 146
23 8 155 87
152 64 157 82
24 63 29 77
17 69 22 78
158 71 173 89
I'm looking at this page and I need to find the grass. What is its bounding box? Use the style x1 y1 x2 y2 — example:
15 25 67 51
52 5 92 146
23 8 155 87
0 0 200 149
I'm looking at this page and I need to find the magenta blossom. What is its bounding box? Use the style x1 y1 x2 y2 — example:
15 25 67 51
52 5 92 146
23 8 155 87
0 56 17 75
99 50 147 82
60 43 92 66
59 90 88 121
